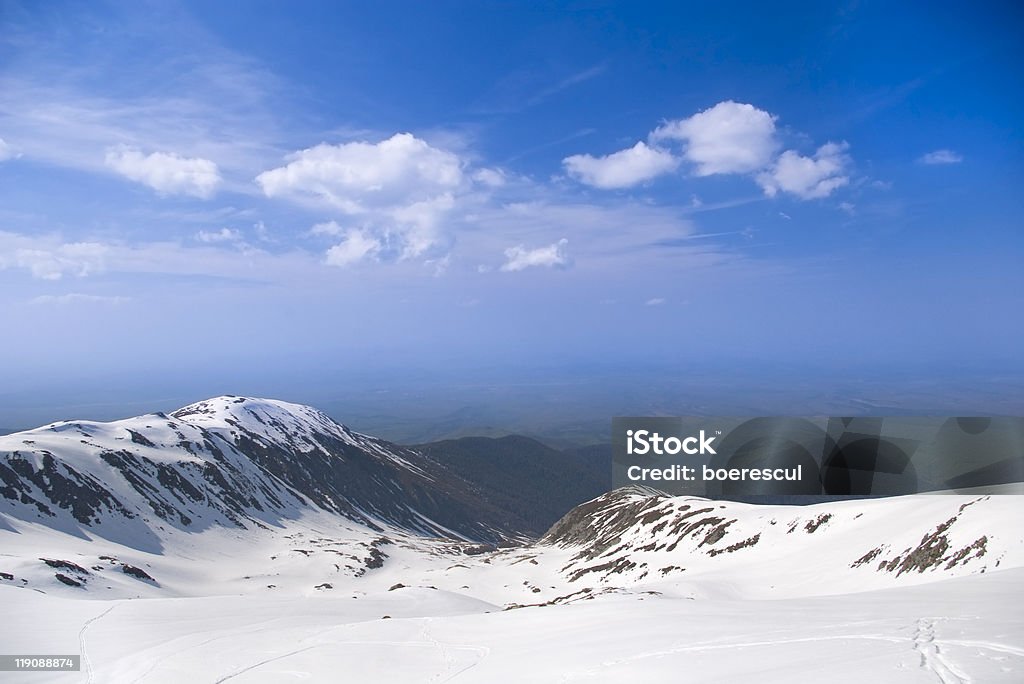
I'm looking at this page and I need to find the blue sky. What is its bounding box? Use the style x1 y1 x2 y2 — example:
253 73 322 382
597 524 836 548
1 1 1022 429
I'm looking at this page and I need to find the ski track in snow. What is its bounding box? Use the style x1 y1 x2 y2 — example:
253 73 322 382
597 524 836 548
79 603 117 684
421 618 455 681
129 617 298 683
203 615 490 684
913 618 972 684
198 618 365 683
213 644 323 683
209 635 489 683
420 618 490 683
941 640 1024 657
558 632 928 682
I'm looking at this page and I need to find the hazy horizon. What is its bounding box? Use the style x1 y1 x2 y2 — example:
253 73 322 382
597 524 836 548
4 361 1023 447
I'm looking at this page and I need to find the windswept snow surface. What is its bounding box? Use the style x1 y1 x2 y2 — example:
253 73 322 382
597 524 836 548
2 565 1022 683
1 398 1022 681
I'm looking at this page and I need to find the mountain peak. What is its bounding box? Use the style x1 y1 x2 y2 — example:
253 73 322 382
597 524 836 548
171 395 360 451
1 395 551 546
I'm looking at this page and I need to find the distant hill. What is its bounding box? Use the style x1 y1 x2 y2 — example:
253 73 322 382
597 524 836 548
415 435 611 537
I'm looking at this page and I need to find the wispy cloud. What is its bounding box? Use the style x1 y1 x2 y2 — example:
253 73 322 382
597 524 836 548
0 5 286 194
0 232 109 280
324 229 382 267
0 230 311 286
195 228 242 243
29 293 130 306
309 221 346 237
501 238 570 272
502 127 597 164
474 63 606 114
0 137 20 161
525 64 606 107
919 149 963 165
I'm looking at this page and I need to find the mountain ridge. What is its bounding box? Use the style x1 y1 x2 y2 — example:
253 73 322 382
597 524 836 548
0 395 609 549
2 396 1020 605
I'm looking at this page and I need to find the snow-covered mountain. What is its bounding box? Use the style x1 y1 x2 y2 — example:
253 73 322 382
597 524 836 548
2 397 1022 681
540 486 1022 598
0 396 555 548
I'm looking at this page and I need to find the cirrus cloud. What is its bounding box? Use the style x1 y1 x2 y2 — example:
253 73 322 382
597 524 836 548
29 293 130 306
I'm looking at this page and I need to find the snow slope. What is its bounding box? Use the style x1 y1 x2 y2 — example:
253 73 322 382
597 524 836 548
1 397 1022 681
2 567 1021 683
2 489 1021 681
540 487 1024 599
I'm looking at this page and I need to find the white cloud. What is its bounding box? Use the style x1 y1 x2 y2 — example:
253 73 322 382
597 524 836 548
313 193 457 264
472 168 506 187
389 193 456 259
0 22 283 194
652 101 778 176
919 149 963 165
30 293 130 306
464 200 701 273
564 101 851 202
253 221 272 242
424 254 451 277
501 238 569 272
644 297 666 306
757 142 850 199
0 230 321 287
0 138 19 161
324 229 382 267
310 220 345 237
1 239 109 280
563 141 679 189
255 133 463 211
195 228 241 243
105 145 221 198
260 133 467 263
